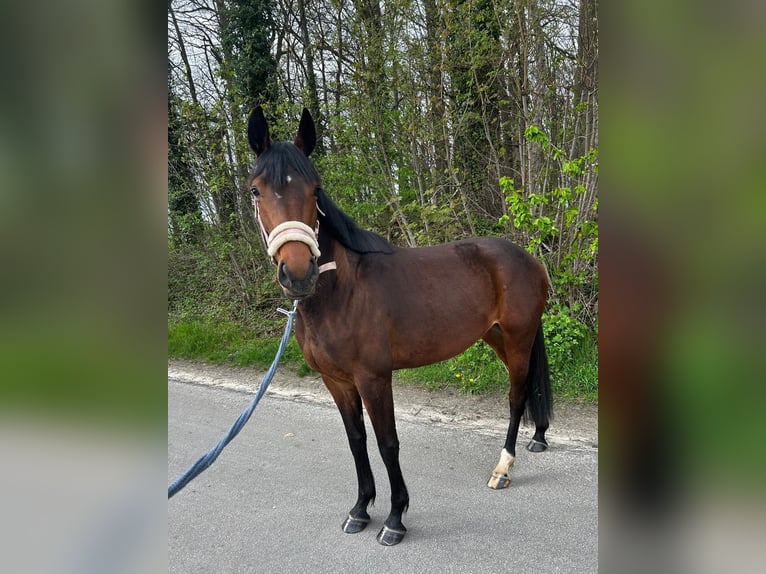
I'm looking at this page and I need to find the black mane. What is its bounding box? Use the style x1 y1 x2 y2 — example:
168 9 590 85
316 187 396 254
251 141 320 189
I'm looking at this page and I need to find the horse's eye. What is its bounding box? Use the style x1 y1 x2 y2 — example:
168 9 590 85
250 186 260 198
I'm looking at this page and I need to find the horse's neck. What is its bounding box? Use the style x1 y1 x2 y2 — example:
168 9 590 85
295 243 349 335
306 235 355 305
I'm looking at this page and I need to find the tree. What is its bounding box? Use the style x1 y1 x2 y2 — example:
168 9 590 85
168 73 203 245
445 0 504 222
217 0 279 110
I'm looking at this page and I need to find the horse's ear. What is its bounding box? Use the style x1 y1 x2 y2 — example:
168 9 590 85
294 108 316 157
247 106 270 157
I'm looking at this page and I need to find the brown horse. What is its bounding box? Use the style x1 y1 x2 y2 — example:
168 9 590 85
247 106 552 546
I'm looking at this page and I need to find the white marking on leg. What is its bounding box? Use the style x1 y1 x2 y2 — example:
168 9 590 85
493 448 515 476
487 448 515 488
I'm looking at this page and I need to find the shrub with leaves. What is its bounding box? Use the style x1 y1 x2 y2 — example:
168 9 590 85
542 303 588 380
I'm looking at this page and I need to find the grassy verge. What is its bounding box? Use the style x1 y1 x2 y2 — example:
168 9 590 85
168 318 310 375
168 318 597 402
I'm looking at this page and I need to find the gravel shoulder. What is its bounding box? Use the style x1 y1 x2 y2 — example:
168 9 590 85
168 359 597 450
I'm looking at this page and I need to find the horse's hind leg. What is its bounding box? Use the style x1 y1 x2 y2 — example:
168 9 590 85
492 350 530 489
483 325 533 489
523 325 551 453
323 375 376 534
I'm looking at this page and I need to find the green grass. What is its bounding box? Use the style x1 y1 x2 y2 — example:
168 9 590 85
168 318 597 401
168 318 307 369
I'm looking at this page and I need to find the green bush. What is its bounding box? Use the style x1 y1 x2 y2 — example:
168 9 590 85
553 333 598 400
542 303 587 379
542 304 597 400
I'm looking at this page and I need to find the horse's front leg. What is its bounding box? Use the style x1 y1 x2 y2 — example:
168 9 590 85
359 375 409 546
323 375 376 534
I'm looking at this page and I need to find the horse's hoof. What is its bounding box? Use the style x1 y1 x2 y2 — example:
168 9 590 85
342 514 370 534
527 439 548 453
487 472 511 489
376 524 406 546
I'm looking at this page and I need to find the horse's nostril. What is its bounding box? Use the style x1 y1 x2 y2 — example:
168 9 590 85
278 260 290 286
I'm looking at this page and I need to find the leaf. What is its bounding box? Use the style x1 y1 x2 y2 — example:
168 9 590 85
564 207 579 227
524 125 549 147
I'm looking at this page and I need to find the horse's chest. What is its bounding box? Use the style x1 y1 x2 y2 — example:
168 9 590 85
299 322 352 376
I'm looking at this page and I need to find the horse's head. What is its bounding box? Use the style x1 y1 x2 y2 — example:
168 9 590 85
247 106 320 299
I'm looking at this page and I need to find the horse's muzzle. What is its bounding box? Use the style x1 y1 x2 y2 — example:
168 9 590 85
277 257 319 299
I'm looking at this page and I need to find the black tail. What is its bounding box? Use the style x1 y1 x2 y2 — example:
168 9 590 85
525 325 553 426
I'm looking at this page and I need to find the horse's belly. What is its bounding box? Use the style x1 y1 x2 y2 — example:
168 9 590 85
390 314 492 370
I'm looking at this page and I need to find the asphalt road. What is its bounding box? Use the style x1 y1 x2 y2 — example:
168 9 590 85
168 379 597 573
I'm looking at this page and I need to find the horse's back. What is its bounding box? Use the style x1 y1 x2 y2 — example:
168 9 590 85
391 236 547 300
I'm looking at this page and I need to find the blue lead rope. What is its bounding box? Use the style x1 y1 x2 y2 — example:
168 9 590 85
168 300 299 499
